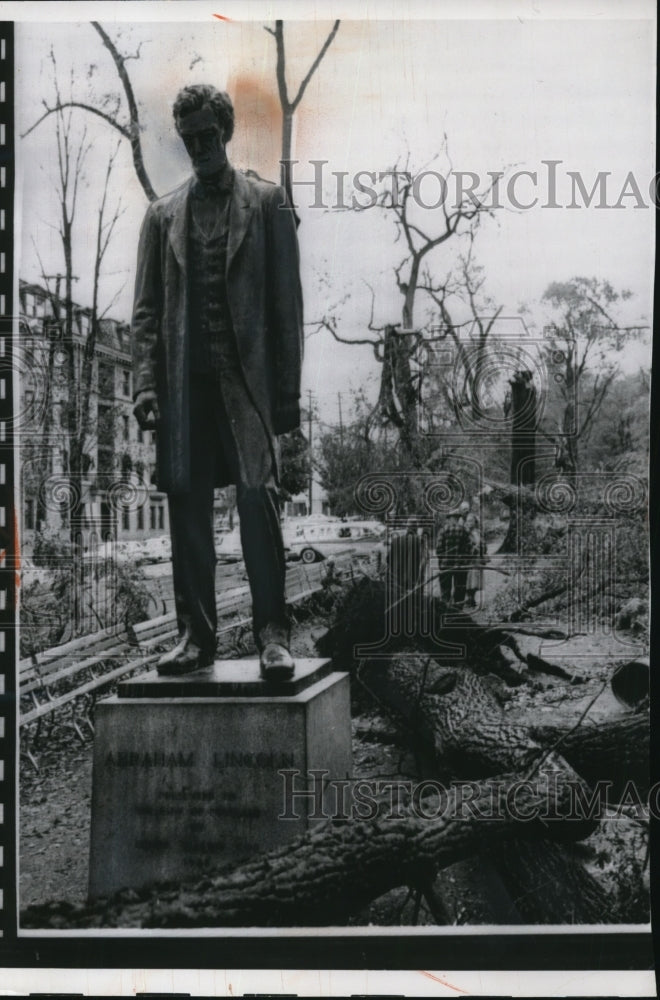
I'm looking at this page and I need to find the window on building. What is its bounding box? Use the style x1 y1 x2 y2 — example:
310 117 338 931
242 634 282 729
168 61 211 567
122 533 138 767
151 430 156 445
122 414 130 442
121 507 130 531
158 505 164 530
137 427 143 444
150 505 157 530
122 370 131 397
137 507 144 530
97 360 114 400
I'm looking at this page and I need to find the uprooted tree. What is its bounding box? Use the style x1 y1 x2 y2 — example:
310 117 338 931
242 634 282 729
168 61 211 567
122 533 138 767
21 573 648 929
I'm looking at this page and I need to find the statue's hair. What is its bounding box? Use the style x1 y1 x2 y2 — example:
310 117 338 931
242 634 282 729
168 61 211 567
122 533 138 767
172 85 235 142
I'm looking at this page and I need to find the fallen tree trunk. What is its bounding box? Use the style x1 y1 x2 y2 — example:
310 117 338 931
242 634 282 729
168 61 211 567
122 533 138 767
20 775 588 930
358 658 647 802
318 577 521 674
528 713 648 798
317 576 580 687
356 654 649 923
486 838 611 924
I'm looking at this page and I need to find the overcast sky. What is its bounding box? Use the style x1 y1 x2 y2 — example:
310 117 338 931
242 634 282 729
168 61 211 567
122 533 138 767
15 3 655 428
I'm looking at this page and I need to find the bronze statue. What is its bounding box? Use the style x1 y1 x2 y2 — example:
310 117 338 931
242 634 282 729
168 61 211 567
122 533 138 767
131 85 303 680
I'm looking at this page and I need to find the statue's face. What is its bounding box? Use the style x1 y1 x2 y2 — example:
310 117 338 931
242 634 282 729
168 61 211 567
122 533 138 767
177 106 226 179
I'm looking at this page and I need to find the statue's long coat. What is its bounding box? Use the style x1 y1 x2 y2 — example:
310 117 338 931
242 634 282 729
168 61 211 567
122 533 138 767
131 170 303 494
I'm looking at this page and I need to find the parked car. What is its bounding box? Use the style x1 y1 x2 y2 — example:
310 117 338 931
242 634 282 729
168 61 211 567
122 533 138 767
135 536 172 565
215 526 243 562
215 526 292 563
286 519 385 564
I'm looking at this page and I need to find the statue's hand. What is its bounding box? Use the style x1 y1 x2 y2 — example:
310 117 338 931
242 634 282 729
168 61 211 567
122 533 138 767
274 396 301 436
133 389 161 431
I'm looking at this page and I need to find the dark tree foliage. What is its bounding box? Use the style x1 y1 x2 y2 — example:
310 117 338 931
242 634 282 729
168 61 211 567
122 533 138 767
279 428 310 500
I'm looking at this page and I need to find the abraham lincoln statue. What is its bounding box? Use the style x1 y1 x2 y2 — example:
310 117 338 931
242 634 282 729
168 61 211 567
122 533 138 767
131 84 303 680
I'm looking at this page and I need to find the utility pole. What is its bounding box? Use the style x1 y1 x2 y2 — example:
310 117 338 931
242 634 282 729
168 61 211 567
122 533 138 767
307 389 313 515
43 273 79 335
44 272 79 304
337 391 344 448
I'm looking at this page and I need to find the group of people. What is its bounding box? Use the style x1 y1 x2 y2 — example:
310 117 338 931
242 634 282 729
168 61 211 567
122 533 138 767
386 499 486 611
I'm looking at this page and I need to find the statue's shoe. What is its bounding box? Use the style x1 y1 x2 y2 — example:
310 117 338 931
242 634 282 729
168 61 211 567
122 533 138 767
260 642 295 682
157 638 215 676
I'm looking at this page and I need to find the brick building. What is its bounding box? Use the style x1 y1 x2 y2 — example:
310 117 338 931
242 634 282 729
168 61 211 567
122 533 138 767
19 279 169 544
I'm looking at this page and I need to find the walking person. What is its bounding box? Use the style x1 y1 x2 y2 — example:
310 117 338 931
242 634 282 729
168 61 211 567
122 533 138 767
436 508 472 606
461 499 485 608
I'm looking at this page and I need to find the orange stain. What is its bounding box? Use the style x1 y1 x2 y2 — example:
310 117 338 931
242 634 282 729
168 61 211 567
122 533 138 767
11 504 20 600
228 73 282 180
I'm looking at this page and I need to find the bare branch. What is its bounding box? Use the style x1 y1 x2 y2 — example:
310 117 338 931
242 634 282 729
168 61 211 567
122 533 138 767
99 280 127 318
92 22 157 201
363 280 387 333
525 679 609 782
290 20 341 112
306 316 381 351
579 369 617 439
21 101 131 141
271 21 290 110
122 40 147 62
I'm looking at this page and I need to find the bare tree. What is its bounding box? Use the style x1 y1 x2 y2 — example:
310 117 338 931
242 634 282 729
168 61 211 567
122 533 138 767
25 20 342 208
32 53 125 630
78 140 126 485
420 227 504 420
22 23 157 202
264 19 340 204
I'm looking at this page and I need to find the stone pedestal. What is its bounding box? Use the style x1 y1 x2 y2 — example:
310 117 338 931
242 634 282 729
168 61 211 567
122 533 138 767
88 658 351 899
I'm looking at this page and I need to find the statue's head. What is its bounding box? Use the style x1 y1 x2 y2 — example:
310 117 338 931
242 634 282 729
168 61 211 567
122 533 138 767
173 84 235 179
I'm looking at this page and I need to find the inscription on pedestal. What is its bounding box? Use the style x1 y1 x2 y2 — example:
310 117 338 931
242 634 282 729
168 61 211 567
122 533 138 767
104 745 300 865
89 660 352 898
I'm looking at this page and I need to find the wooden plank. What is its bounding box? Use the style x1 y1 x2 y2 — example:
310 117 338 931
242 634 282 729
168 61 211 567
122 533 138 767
21 652 162 727
18 554 354 727
21 643 131 695
20 629 130 686
22 621 129 670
